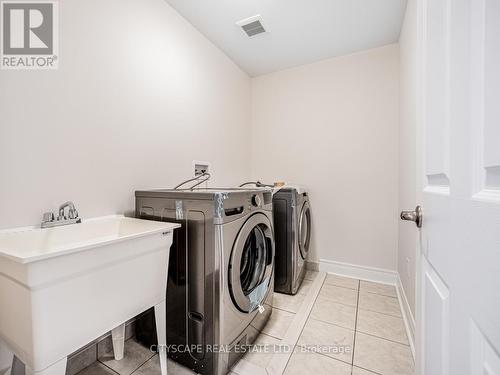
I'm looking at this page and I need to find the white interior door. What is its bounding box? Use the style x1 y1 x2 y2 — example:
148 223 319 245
414 0 500 374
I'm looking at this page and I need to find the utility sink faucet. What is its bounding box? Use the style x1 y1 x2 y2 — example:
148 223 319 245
41 201 82 228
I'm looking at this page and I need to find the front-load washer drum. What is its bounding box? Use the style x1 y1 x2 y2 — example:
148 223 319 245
298 201 311 259
229 213 274 313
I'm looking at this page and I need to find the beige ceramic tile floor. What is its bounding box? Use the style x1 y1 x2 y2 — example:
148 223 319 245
71 271 414 375
242 271 414 375
74 339 194 375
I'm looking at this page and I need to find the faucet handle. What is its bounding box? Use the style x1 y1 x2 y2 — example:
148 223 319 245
58 201 76 220
68 208 79 219
42 212 54 223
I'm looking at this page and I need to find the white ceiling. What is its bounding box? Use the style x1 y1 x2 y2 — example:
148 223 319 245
164 0 407 77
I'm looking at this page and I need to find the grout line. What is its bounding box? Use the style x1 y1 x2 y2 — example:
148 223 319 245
260 307 295 340
313 294 358 309
285 276 327 368
357 307 405 320
258 332 284 342
353 330 411 347
351 280 361 374
357 306 403 319
260 332 286 341
353 365 384 375
272 305 300 315
280 276 359 370
318 296 358 308
362 290 399 299
294 346 355 368
322 281 359 291
322 281 359 292
273 300 304 315
128 355 156 375
99 363 122 375
83 362 120 375
265 272 327 375
306 316 355 332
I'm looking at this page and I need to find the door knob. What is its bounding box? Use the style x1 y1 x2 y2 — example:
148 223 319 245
400 205 423 228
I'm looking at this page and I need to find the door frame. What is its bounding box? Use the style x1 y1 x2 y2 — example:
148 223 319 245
415 0 426 373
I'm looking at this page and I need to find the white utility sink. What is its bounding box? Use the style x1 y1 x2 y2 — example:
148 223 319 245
0 215 180 375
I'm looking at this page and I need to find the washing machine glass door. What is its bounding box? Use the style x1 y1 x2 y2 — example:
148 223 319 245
298 201 311 259
229 213 274 313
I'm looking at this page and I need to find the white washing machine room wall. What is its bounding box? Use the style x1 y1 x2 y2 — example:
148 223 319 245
134 188 274 375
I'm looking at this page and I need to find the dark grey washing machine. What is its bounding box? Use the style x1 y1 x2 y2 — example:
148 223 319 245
134 188 274 375
273 186 311 295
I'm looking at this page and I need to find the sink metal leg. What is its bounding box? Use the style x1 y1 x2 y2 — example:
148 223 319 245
154 301 167 375
24 357 66 375
111 323 126 361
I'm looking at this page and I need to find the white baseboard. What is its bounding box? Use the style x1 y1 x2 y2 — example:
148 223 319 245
318 259 398 285
396 275 416 359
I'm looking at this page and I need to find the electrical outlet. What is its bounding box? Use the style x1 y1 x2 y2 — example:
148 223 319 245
193 160 210 176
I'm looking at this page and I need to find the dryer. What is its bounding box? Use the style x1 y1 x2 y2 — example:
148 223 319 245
135 188 274 375
273 186 311 295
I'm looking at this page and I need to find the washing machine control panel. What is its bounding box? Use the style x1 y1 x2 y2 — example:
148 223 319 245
251 194 261 207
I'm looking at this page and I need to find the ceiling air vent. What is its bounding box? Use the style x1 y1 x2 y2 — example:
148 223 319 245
236 15 267 37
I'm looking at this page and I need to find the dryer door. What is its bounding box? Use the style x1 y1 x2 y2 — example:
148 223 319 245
229 213 274 313
298 201 311 259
